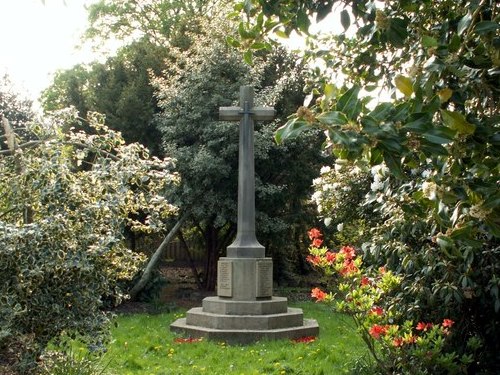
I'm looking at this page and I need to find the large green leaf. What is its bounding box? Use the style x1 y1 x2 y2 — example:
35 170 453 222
336 85 361 121
386 18 409 48
368 103 393 121
423 127 456 144
317 111 348 126
340 9 350 31
394 75 413 97
274 118 309 144
457 12 472 36
403 113 432 133
473 21 500 35
440 110 476 135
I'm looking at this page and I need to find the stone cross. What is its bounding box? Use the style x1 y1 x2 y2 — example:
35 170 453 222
219 86 275 259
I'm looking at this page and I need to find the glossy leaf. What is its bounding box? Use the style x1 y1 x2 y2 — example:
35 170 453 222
457 12 472 36
336 85 361 120
394 75 413 97
340 10 350 31
440 110 476 135
317 111 348 126
473 21 500 35
275 118 309 144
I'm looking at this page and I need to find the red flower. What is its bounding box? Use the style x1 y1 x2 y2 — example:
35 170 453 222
340 260 358 276
312 238 323 248
308 228 322 240
360 276 371 286
369 324 389 339
392 337 404 347
370 306 384 316
416 322 433 331
292 336 316 343
325 251 336 264
339 246 355 259
311 287 327 302
306 255 321 266
174 337 202 343
442 319 454 328
378 266 386 274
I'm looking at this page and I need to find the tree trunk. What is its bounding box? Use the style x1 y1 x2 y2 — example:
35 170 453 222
129 213 188 300
178 229 202 290
203 225 219 291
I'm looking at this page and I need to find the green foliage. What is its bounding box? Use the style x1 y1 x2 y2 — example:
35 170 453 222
0 110 178 372
231 0 500 372
41 40 168 155
39 349 108 375
84 0 231 47
0 74 35 150
311 162 374 247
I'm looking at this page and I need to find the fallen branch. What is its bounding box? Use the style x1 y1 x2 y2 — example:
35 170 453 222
129 212 189 300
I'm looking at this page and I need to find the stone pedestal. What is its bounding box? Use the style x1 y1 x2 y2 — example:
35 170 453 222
170 257 319 344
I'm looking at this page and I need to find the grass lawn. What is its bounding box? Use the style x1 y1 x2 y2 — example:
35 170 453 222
97 302 368 375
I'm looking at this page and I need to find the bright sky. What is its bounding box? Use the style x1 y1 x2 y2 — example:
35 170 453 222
0 0 343 105
0 0 98 101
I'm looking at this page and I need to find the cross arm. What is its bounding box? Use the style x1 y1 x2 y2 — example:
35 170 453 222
219 106 242 121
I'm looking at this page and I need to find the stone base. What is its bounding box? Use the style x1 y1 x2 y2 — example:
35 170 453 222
170 296 319 344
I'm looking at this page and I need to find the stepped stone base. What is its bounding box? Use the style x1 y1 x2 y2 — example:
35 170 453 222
170 296 319 344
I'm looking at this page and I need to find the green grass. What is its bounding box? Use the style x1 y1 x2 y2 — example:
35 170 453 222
96 302 368 375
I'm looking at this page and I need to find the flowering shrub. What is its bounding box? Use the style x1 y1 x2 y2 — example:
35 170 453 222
307 229 472 374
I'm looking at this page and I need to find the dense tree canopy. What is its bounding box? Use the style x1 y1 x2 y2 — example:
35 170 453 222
41 39 168 155
152 19 327 289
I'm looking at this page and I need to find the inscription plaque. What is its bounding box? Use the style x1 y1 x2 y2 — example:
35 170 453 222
218 261 232 297
255 259 273 297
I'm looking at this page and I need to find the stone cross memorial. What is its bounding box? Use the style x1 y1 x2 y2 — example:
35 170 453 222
170 86 319 343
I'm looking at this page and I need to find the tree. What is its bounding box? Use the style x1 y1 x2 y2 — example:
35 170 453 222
41 39 168 155
0 109 178 372
0 74 35 151
152 19 326 290
84 0 230 46
232 0 500 373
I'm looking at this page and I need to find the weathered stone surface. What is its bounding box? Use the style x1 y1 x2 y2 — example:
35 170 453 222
202 296 288 315
170 317 319 345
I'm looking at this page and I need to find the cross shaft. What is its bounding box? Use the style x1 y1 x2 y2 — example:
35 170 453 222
219 86 275 258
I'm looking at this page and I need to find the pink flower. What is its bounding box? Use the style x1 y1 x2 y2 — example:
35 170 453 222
325 251 336 264
312 238 323 248
360 276 371 286
339 246 356 259
308 228 322 240
370 306 384 316
292 336 316 343
340 260 358 276
416 322 433 331
369 324 389 339
306 255 321 266
392 337 404 347
442 319 454 328
311 287 327 302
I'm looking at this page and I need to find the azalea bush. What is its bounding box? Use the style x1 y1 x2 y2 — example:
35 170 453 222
307 228 473 374
0 110 178 372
